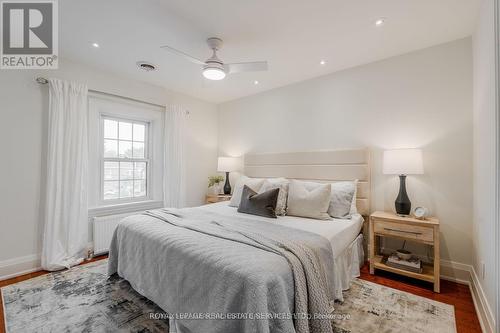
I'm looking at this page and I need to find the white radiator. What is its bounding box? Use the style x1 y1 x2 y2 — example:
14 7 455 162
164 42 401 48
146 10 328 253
93 212 139 255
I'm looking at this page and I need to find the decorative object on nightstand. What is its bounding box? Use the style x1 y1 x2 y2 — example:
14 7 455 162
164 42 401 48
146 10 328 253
369 211 440 292
217 157 240 195
413 206 429 220
207 175 224 195
205 194 232 204
395 241 413 260
383 149 424 216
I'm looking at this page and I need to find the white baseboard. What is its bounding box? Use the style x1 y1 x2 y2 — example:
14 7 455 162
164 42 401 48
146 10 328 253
440 259 472 285
0 245 97 283
0 254 41 282
470 266 496 333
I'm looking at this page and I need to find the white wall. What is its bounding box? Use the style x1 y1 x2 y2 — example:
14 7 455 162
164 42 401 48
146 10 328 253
0 59 218 277
472 0 498 330
219 38 473 269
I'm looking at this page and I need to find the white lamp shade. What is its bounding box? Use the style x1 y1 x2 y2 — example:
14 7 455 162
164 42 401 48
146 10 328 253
383 149 424 175
217 157 240 172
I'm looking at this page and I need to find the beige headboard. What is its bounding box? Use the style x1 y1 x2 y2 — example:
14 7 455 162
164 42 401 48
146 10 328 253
243 148 371 216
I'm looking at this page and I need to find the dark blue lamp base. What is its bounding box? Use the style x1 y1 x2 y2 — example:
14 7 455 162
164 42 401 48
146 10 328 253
223 172 231 195
395 175 411 216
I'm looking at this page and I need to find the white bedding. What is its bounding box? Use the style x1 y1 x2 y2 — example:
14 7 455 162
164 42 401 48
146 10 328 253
200 201 364 258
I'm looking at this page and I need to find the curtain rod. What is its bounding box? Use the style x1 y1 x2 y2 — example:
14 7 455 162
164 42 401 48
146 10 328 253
35 77 189 114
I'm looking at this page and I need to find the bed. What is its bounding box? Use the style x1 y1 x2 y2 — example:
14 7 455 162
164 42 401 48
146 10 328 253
108 149 371 333
201 201 365 299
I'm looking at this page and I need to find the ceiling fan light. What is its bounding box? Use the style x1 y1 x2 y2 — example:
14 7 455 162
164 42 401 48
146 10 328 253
203 67 226 80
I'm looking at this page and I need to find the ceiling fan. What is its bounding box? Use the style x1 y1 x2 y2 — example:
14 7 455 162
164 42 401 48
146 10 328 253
160 37 268 81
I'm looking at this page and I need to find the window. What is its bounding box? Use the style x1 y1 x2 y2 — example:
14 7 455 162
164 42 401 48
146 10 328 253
101 117 149 202
88 94 164 214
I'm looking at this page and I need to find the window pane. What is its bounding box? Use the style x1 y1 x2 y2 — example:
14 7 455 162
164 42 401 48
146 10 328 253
118 140 133 158
120 162 134 180
134 180 146 197
120 180 134 198
134 162 146 179
133 142 145 159
104 161 119 180
104 119 118 139
101 118 150 202
103 181 119 200
133 123 145 142
104 139 118 158
119 122 132 140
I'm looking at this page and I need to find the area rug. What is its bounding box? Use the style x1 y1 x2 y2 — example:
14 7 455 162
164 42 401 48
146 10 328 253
1 260 456 333
332 279 456 333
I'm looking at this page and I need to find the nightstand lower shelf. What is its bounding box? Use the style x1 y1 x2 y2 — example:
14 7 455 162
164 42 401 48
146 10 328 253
372 255 435 283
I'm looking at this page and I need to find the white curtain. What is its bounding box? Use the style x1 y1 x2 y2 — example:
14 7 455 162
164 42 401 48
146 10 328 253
163 105 187 208
41 79 89 271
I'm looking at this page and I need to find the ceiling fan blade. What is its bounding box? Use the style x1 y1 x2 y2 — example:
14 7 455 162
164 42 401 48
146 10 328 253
224 61 268 74
160 45 206 65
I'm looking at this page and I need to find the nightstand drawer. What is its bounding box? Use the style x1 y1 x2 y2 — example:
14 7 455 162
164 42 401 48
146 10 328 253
373 220 433 242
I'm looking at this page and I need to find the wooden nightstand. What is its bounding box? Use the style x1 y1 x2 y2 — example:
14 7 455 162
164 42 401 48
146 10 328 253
205 194 232 204
369 211 440 292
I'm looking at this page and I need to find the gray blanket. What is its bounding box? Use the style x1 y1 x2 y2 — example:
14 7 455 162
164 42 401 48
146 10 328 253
108 207 335 333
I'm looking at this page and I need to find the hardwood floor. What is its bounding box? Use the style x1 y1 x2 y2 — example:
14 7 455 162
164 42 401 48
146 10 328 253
0 258 481 333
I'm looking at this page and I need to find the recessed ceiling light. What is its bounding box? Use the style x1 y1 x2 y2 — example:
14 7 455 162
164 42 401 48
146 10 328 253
375 18 386 26
92 42 100 48
320 60 326 65
136 61 157 72
254 80 259 85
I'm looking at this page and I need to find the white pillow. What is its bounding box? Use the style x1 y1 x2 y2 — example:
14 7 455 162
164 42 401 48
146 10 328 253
259 178 289 216
284 179 359 218
287 180 332 220
328 180 357 218
229 176 265 207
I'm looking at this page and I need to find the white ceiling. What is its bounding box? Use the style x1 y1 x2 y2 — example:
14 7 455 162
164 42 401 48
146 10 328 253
60 0 479 103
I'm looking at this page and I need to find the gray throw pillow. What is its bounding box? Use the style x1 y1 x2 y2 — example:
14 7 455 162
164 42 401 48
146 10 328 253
259 178 289 216
229 176 265 207
238 185 279 218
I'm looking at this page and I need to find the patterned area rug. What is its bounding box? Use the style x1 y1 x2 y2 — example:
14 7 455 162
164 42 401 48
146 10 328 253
1 260 456 333
332 279 456 333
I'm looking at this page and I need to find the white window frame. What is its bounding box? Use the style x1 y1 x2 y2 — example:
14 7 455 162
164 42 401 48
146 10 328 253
88 93 165 216
99 115 151 205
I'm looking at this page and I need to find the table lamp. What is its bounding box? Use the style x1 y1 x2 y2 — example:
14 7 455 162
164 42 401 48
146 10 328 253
217 157 240 195
383 149 424 216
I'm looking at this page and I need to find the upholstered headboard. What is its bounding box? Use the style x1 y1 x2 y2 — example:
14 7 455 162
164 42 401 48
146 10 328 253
243 149 371 216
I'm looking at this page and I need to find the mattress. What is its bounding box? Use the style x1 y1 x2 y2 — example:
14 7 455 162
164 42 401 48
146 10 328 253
200 201 364 258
